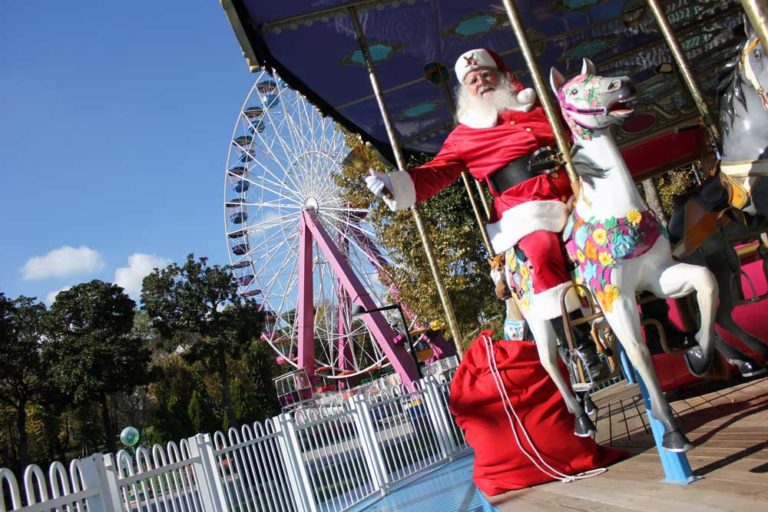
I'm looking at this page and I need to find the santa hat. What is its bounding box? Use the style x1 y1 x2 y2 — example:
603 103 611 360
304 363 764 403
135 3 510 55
454 48 523 90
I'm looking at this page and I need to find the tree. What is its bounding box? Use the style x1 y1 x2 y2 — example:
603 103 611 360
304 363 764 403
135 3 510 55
187 390 218 434
44 280 150 452
141 255 264 427
0 295 47 470
336 135 504 348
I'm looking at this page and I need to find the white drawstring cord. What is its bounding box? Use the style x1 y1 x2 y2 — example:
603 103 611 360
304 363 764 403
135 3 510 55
483 334 607 483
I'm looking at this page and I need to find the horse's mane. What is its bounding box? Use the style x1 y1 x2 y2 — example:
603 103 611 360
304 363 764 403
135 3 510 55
571 144 609 186
718 38 751 138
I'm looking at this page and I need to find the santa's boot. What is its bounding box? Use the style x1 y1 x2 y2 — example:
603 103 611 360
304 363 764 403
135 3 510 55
551 312 610 382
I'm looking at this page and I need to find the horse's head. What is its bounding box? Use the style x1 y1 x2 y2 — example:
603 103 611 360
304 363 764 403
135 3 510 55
737 21 768 110
488 254 511 300
720 19 768 159
550 59 636 139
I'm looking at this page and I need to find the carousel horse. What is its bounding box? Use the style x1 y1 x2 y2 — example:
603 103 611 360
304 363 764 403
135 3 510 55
495 59 718 453
668 20 768 374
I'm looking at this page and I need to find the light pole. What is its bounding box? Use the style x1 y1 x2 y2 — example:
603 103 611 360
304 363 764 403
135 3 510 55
351 303 423 379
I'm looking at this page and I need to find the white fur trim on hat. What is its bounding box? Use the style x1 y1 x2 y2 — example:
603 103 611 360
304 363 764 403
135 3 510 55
382 170 416 211
455 49 497 83
486 199 568 254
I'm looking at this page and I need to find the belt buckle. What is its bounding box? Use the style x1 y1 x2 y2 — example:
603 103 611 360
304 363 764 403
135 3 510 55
529 146 561 175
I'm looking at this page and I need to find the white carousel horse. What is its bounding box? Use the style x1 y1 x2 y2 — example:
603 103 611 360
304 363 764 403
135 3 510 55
555 59 720 452
496 59 718 452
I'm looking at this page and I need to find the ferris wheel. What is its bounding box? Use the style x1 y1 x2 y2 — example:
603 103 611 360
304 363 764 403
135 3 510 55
224 71 410 381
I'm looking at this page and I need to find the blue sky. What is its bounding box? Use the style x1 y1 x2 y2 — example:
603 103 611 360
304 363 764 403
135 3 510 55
1 1 254 303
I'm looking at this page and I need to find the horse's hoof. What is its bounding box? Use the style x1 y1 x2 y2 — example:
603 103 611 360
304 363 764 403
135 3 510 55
736 360 767 378
574 414 596 438
583 394 598 417
662 430 693 453
684 346 712 378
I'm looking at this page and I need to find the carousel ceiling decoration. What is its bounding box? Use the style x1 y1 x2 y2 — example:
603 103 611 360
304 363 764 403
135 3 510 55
222 0 743 157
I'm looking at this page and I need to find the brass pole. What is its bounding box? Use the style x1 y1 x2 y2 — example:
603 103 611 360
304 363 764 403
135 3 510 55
435 72 495 252
646 0 721 148
741 0 768 60
349 7 463 355
499 0 579 188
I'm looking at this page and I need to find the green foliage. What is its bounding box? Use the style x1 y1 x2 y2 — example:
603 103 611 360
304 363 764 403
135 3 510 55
335 134 504 339
241 341 282 419
187 390 218 434
141 254 264 426
43 280 151 452
0 295 47 469
44 281 150 403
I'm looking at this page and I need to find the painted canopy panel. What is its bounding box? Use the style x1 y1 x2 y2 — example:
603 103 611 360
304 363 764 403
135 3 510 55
226 0 743 160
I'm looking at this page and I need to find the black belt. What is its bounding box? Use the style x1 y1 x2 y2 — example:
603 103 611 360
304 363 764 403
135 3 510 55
487 147 560 194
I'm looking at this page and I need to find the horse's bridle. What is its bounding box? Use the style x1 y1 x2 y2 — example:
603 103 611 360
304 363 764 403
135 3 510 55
739 36 768 111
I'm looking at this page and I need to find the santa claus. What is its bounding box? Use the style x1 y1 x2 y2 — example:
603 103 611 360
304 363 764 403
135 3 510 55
366 48 607 380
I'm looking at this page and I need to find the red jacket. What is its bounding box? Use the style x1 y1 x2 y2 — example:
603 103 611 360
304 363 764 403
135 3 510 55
403 106 571 253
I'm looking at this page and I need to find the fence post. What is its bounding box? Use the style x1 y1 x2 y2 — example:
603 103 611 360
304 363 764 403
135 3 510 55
79 453 121 512
274 413 319 512
422 377 459 458
187 433 229 512
350 393 390 491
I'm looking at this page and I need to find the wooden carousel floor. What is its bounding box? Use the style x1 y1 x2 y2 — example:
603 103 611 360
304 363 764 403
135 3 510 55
486 376 768 511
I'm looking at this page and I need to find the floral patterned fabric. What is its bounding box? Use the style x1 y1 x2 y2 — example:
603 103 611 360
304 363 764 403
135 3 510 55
504 246 535 315
563 209 666 312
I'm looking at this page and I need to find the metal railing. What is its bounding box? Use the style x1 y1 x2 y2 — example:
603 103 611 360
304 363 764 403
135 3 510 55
0 375 469 512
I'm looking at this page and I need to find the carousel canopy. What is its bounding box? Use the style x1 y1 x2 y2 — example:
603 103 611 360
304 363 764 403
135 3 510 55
222 0 743 174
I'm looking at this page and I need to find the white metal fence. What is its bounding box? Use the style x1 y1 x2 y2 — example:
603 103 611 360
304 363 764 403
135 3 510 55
0 375 469 512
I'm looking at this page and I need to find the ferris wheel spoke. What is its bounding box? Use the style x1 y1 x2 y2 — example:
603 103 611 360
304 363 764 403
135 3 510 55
258 238 300 302
258 135 312 200
267 266 300 333
243 211 299 237
242 223 298 260
246 151 307 205
240 200 301 210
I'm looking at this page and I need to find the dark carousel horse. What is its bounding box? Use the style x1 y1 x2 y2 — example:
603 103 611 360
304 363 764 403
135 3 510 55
668 20 768 377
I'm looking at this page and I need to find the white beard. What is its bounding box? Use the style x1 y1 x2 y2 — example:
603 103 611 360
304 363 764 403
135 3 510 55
455 80 536 129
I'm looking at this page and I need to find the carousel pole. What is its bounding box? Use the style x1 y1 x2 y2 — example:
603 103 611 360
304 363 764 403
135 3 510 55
499 0 579 190
348 6 464 356
741 0 768 58
645 0 721 148
433 68 495 252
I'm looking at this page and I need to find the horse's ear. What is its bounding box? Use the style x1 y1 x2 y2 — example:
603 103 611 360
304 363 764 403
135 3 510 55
550 67 565 95
581 58 596 76
743 14 755 38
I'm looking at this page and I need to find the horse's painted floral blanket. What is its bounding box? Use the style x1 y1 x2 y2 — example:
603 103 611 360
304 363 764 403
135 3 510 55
563 209 666 312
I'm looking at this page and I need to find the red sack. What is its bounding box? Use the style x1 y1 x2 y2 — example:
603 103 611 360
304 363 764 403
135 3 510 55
449 331 627 495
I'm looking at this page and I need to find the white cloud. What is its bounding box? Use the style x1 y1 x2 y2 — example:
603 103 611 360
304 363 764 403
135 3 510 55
45 286 71 305
21 246 105 280
114 253 171 299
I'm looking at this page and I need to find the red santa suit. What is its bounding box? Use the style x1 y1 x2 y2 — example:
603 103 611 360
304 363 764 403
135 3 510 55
384 104 579 319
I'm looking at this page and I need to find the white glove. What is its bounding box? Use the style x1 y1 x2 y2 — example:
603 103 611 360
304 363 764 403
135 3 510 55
365 171 393 198
516 88 536 112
